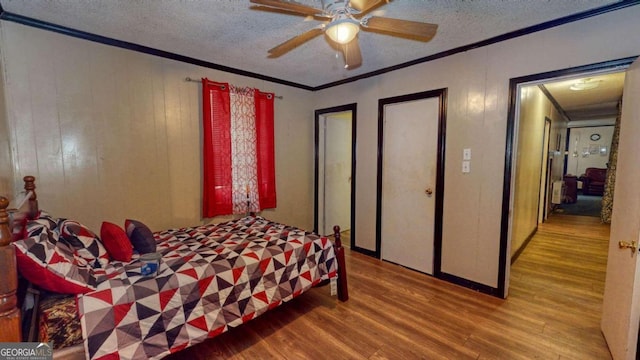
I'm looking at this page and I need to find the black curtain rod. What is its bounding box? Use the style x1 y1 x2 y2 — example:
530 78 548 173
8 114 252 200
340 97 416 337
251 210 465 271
185 77 283 99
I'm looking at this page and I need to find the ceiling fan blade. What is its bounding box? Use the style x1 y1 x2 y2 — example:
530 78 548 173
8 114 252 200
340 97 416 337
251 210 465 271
342 39 362 69
349 0 384 14
362 16 438 42
249 0 325 16
268 27 324 58
349 0 382 13
351 0 390 18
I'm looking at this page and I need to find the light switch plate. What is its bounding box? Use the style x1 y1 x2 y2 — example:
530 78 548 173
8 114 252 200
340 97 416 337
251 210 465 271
462 161 471 173
463 148 472 160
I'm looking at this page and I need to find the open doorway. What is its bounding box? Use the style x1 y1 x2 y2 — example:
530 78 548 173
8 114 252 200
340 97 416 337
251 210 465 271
500 56 640 358
314 104 356 248
508 68 625 264
559 124 616 217
545 73 623 219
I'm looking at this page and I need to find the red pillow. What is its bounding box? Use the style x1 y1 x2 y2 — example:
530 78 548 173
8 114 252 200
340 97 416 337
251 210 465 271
100 222 133 262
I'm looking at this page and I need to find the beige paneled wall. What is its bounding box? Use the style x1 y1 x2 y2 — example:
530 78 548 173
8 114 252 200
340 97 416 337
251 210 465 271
511 87 546 257
510 86 567 258
0 44 13 200
313 6 640 288
0 21 315 232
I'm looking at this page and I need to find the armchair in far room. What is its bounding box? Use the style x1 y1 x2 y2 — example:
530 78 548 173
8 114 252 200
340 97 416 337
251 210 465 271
579 167 607 196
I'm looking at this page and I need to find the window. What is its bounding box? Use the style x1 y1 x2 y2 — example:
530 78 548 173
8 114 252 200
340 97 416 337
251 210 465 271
201 79 276 217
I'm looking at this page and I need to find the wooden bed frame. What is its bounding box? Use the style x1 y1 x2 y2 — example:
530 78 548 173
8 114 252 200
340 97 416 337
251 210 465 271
0 176 349 346
0 175 37 342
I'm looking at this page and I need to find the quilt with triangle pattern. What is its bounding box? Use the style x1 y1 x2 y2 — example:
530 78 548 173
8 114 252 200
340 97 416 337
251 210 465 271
77 216 338 360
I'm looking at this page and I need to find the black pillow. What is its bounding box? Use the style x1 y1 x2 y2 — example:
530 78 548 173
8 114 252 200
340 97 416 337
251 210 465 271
124 219 156 254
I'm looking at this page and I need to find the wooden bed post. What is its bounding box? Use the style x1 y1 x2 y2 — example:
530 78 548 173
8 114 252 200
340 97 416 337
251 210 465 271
333 225 349 301
0 176 38 342
23 175 38 219
0 196 20 341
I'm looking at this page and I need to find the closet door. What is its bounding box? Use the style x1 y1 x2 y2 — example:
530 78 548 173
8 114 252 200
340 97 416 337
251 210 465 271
380 97 440 274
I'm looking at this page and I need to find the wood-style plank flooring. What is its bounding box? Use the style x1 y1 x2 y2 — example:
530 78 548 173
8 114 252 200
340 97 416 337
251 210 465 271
167 214 611 359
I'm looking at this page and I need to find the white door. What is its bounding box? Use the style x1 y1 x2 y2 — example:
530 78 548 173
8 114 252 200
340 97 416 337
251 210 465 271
381 97 439 274
601 59 640 360
319 113 352 235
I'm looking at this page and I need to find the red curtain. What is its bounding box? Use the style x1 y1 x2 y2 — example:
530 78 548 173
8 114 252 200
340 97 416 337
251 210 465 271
202 79 232 217
202 79 277 217
255 91 277 210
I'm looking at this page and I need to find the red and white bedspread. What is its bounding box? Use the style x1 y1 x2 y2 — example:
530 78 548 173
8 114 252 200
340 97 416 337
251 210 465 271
77 216 338 360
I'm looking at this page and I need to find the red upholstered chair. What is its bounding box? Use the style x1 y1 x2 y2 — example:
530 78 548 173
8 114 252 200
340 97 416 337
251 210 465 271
563 175 578 203
579 167 607 196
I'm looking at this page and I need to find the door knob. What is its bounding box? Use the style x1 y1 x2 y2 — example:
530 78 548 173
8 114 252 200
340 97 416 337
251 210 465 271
425 188 433 196
618 240 637 254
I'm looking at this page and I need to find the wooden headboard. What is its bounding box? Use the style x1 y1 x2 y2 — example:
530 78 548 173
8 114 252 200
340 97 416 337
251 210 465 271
0 176 38 341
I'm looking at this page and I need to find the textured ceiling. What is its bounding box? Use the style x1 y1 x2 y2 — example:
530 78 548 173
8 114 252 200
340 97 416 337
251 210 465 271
0 0 626 88
545 72 625 121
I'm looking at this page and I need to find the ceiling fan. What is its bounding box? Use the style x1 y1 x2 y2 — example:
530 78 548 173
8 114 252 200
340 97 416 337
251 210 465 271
250 0 438 69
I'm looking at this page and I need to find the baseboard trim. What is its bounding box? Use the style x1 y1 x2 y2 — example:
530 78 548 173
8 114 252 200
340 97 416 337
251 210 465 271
351 246 377 258
511 228 538 265
439 272 501 297
354 245 501 297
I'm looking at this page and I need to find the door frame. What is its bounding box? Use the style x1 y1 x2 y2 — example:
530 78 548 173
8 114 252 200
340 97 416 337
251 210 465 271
540 117 552 222
375 88 447 277
314 103 357 249
499 56 636 298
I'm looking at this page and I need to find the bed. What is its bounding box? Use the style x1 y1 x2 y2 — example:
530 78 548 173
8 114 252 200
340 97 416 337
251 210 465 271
0 176 348 359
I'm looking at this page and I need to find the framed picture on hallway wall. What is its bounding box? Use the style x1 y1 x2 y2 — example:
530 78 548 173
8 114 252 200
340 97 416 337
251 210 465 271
600 146 608 156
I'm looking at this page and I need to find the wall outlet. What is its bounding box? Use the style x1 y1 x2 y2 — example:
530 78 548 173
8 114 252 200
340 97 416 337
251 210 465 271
462 161 471 173
463 148 472 160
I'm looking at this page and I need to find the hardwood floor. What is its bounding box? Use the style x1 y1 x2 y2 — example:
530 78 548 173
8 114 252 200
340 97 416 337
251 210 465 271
167 214 611 359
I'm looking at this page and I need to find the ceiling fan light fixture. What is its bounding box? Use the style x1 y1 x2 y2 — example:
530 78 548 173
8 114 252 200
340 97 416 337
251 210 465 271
569 78 603 91
325 18 360 44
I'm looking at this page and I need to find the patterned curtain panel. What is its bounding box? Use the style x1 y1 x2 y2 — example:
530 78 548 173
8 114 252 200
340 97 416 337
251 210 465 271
601 99 622 224
201 79 276 217
230 86 260 214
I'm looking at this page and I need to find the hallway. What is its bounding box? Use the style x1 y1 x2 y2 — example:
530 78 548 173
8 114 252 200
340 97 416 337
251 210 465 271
509 214 611 358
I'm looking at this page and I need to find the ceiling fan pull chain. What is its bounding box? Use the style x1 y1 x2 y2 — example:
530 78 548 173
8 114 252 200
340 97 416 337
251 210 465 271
343 44 349 69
